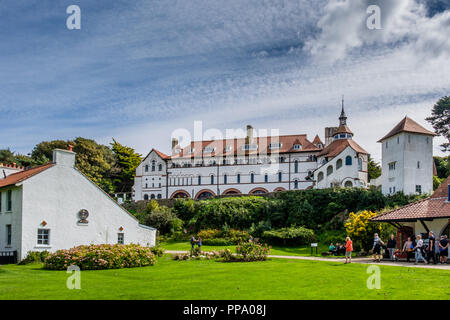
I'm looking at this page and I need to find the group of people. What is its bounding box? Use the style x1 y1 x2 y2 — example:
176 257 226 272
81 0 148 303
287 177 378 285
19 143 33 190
190 236 202 251
329 237 354 264
372 232 449 265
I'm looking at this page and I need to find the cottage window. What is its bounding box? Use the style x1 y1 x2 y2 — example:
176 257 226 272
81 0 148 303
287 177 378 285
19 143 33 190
327 165 333 176
151 194 155 199
416 185 422 194
336 159 343 170
118 233 124 244
7 190 12 211
358 158 362 171
198 175 202 185
293 144 302 150
211 175 215 185
144 194 149 200
151 160 156 172
389 162 396 171
294 160 299 173
317 172 324 182
37 229 50 245
6 224 11 246
145 165 149 172
224 174 227 184
237 174 241 184
251 173 255 183
158 164 162 171
278 172 282 182
417 161 420 169
294 180 299 189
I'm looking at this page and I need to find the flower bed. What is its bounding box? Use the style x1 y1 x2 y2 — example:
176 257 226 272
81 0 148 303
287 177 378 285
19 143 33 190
44 244 157 270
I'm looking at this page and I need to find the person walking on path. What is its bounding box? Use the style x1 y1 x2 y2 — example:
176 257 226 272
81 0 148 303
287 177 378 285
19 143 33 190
413 235 427 265
438 235 449 264
372 233 384 262
387 234 396 261
344 237 353 264
190 235 198 253
402 237 413 262
427 231 437 264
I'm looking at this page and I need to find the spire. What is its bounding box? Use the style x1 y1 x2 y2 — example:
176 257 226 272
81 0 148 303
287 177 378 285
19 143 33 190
339 95 347 126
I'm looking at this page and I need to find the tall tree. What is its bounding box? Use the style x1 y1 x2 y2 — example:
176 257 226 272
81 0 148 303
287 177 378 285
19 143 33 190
31 140 73 165
426 96 450 152
433 155 450 179
0 149 16 164
368 157 382 181
111 139 142 193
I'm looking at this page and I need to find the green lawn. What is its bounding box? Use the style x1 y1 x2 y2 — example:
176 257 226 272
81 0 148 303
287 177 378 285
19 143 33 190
160 241 337 257
0 256 449 300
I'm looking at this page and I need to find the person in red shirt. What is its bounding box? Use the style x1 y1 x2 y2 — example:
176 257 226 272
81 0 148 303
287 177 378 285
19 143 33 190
345 236 353 264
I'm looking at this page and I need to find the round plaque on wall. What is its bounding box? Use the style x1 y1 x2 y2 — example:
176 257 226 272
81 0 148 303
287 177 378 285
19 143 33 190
78 209 89 223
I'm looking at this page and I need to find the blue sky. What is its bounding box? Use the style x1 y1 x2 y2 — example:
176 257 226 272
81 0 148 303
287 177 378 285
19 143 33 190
0 0 449 162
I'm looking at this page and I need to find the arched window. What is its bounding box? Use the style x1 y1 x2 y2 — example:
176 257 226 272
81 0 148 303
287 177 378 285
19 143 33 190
327 165 333 176
294 160 299 173
211 175 214 185
198 175 201 185
278 172 282 182
345 156 352 166
151 160 156 171
157 194 162 199
150 194 155 199
336 159 343 170
158 163 162 171
251 173 255 183
237 174 241 184
294 180 299 189
145 165 149 172
344 181 353 188
224 174 227 184
358 158 362 171
318 172 324 182
144 194 149 200
264 174 268 183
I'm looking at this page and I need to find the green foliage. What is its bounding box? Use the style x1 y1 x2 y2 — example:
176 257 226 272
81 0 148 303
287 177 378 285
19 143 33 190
426 96 450 152
44 244 157 270
19 251 50 265
111 139 142 193
262 226 315 246
221 241 270 262
434 156 450 179
434 176 445 190
368 157 382 181
150 246 165 257
196 229 250 245
145 203 183 235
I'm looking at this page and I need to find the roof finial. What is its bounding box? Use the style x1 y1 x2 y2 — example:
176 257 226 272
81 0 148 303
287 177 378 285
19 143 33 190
339 95 347 126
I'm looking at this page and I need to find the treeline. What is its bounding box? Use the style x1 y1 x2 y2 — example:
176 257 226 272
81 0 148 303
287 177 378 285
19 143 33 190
125 188 426 243
0 138 142 193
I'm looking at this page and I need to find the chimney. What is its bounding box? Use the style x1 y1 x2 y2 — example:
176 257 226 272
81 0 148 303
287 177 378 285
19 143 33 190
53 147 75 167
246 125 254 144
172 138 179 150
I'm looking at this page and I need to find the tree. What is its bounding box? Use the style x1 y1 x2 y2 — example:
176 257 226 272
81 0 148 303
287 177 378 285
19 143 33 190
368 157 382 181
111 139 142 193
426 96 450 152
345 210 383 251
72 137 116 193
433 156 450 179
0 149 16 164
31 140 71 164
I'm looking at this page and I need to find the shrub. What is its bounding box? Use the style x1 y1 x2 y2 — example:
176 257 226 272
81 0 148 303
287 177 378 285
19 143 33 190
345 210 383 251
197 229 221 240
173 253 190 261
262 226 315 246
150 246 165 257
235 241 271 262
44 244 157 270
202 238 232 246
146 208 183 235
19 251 50 265
196 229 250 245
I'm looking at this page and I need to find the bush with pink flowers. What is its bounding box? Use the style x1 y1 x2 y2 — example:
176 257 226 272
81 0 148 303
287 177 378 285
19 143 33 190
44 244 157 270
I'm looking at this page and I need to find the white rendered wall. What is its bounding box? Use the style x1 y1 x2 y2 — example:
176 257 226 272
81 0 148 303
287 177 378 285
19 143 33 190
314 146 368 189
19 153 155 260
381 133 433 195
0 187 23 256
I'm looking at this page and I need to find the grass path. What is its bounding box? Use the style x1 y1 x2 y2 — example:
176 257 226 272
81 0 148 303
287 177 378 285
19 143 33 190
0 256 449 300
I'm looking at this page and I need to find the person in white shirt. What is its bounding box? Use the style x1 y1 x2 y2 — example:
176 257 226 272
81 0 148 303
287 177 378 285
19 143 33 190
413 235 427 265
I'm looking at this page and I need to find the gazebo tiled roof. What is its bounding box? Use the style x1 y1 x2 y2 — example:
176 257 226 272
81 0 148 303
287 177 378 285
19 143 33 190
371 176 450 222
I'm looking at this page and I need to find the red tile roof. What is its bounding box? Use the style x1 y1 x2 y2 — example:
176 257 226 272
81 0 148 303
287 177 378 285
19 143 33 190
318 139 368 158
0 163 54 189
171 134 321 159
312 135 324 147
378 116 437 142
152 149 170 160
335 125 353 135
371 176 450 222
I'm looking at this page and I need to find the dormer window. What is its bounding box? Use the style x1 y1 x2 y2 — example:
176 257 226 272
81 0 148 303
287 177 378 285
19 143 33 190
293 144 302 150
203 146 216 153
269 143 282 150
242 144 258 151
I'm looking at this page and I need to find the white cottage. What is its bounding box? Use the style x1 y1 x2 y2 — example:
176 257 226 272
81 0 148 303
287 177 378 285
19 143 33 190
0 147 156 261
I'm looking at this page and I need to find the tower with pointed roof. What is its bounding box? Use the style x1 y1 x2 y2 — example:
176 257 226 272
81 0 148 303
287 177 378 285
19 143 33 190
378 116 437 196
